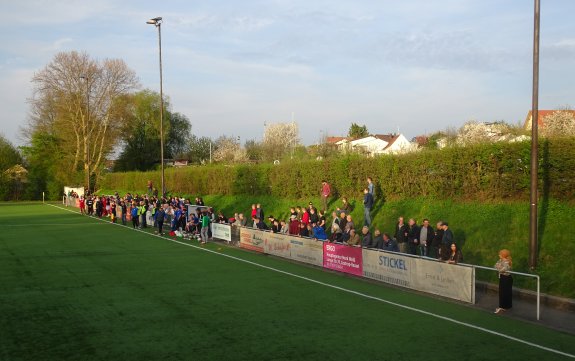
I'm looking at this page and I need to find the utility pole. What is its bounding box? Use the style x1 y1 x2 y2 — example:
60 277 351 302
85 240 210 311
529 0 540 269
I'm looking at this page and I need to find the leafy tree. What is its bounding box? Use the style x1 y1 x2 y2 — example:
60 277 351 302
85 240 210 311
166 112 192 159
186 135 213 164
20 131 65 200
244 139 263 161
348 123 368 138
0 135 24 200
114 90 164 171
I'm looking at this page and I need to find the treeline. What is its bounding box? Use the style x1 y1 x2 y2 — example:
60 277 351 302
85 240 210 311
101 138 575 202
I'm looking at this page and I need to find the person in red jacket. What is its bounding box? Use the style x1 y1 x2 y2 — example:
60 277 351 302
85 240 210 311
79 196 86 215
321 180 331 212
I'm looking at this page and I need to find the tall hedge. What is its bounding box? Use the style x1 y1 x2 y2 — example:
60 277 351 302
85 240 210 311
100 138 575 201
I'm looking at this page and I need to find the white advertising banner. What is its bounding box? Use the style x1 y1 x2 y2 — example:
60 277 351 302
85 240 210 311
263 233 292 258
362 249 474 303
289 237 324 267
212 223 232 242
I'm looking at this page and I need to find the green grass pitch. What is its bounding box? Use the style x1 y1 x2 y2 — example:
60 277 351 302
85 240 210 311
1 203 574 361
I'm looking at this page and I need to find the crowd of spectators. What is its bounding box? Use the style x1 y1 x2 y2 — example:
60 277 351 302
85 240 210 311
70 176 462 263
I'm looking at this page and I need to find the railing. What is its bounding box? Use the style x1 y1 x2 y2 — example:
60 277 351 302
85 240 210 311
460 263 540 320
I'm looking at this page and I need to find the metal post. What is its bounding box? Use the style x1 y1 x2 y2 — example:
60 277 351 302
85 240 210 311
158 22 165 198
147 17 165 198
80 75 90 195
529 0 540 270
86 78 90 195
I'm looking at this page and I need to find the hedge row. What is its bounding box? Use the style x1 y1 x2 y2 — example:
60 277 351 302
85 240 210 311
100 138 575 201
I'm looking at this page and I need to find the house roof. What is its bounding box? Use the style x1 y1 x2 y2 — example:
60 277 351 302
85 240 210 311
524 110 575 129
326 136 347 144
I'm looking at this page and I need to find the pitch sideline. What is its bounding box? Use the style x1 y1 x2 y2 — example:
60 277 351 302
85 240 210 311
44 203 575 359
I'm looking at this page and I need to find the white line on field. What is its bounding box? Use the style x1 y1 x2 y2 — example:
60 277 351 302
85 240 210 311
45 203 575 359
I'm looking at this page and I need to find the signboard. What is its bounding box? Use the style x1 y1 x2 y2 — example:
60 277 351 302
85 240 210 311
263 233 291 258
362 248 474 303
289 237 323 267
323 243 363 276
415 258 474 303
362 249 413 288
239 227 265 253
212 223 232 242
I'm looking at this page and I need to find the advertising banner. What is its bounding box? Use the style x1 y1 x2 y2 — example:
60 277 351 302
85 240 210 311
362 248 474 303
289 237 324 267
263 233 292 258
239 227 265 253
415 258 474 303
323 243 363 276
212 223 232 242
362 249 413 288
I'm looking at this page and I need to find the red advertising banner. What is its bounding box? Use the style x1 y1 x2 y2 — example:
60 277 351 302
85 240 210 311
323 243 363 276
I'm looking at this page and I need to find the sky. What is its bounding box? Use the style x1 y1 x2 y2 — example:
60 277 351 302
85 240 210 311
0 0 574 146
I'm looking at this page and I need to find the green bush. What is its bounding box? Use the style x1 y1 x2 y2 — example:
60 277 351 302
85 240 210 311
101 138 575 201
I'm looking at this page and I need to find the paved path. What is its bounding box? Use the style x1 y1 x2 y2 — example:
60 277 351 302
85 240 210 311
474 289 575 335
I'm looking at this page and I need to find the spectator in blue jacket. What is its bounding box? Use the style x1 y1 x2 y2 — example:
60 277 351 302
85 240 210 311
312 223 327 240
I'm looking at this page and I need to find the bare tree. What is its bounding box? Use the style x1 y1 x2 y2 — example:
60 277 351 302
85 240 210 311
262 122 300 161
213 136 247 163
541 109 575 137
27 51 139 187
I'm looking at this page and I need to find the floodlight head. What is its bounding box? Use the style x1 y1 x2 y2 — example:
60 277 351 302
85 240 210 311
146 17 162 25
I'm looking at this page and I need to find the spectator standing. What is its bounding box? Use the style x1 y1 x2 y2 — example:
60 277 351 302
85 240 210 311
120 201 127 225
371 229 384 249
495 249 513 314
419 219 434 257
367 177 375 197
255 203 264 221
312 223 327 240
430 222 444 259
87 196 94 216
395 217 408 253
321 180 331 212
407 218 420 255
361 226 372 248
200 211 210 244
441 222 454 260
289 216 300 235
79 196 86 215
156 204 166 235
131 203 139 229
363 188 374 227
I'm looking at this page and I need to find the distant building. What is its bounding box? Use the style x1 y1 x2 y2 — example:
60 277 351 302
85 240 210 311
524 110 575 130
328 133 417 156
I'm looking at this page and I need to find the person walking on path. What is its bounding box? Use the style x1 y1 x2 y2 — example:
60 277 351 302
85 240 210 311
495 249 513 314
321 180 331 213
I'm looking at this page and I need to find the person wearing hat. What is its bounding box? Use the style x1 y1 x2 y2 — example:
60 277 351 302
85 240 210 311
440 222 454 261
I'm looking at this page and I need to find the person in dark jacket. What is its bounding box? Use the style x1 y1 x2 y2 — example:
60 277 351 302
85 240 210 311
431 221 444 259
298 222 309 237
407 218 420 255
361 226 372 248
255 217 268 230
395 217 409 253
381 233 400 252
371 229 384 249
363 188 374 227
441 222 454 260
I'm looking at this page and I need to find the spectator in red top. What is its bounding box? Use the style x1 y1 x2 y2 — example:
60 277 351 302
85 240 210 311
321 180 331 212
79 196 86 215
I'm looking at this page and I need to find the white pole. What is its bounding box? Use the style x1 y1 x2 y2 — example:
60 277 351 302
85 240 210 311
209 142 212 164
42 192 45 204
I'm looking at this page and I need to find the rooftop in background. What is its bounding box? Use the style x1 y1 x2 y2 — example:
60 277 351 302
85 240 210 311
524 110 575 129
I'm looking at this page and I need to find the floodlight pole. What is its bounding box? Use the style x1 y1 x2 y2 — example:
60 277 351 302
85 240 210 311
529 0 540 270
147 16 165 198
80 75 90 195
